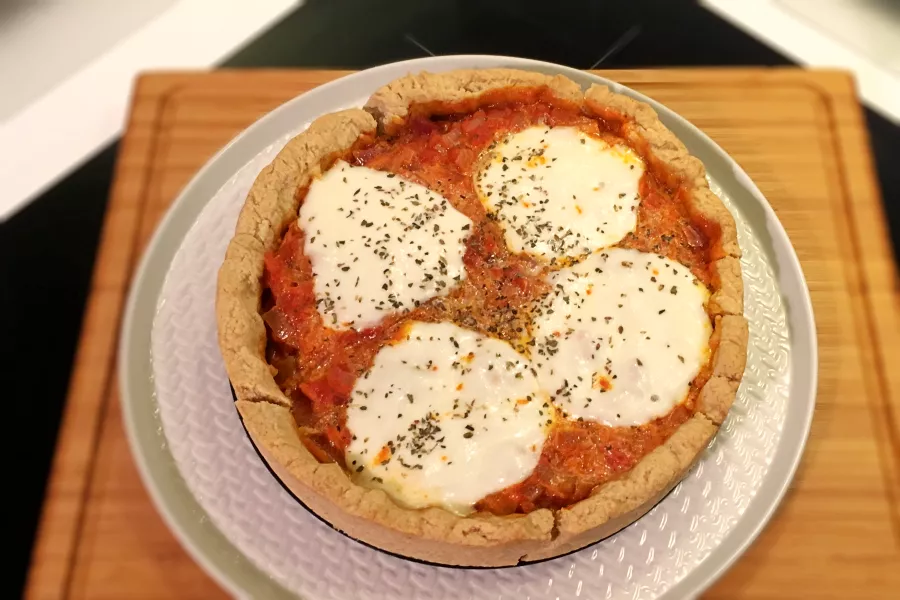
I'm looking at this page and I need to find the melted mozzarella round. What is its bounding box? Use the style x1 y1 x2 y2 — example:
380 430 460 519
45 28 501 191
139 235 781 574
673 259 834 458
531 248 711 426
476 126 644 263
299 161 472 330
345 321 552 514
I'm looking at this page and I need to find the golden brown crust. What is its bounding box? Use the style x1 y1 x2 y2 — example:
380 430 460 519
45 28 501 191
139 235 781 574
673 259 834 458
217 68 749 565
686 315 748 427
217 233 287 406
365 68 582 134
709 257 744 316
710 314 750 381
697 376 741 426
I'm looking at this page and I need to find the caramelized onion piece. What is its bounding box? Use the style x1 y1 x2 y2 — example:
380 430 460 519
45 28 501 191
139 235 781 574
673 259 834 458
263 308 293 343
684 223 706 248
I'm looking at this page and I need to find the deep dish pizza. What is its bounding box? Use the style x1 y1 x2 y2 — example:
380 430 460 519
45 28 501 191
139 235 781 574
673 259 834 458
217 69 747 566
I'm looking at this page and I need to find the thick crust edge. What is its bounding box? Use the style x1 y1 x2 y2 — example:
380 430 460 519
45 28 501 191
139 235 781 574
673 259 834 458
217 69 748 565
365 68 582 134
709 257 744 317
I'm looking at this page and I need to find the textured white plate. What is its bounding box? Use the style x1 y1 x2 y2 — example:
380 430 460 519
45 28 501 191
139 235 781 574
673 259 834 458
120 56 817 600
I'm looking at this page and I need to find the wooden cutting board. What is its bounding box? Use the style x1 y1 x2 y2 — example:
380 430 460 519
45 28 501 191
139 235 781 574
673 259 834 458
25 69 900 599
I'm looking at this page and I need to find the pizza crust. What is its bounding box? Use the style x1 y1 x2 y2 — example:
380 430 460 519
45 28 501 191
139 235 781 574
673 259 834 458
365 68 582 134
710 314 750 381
709 257 744 317
697 376 741 426
217 68 749 566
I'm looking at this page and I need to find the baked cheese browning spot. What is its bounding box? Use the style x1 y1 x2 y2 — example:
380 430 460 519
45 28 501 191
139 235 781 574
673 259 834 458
531 247 711 426
345 321 552 514
299 161 473 330
476 126 644 263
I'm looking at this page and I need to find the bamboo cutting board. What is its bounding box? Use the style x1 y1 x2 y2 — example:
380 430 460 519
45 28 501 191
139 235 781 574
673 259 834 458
25 69 900 599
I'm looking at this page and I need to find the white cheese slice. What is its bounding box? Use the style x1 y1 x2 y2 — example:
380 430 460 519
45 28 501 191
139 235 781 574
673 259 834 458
345 321 552 514
299 161 473 330
476 126 644 263
531 247 711 426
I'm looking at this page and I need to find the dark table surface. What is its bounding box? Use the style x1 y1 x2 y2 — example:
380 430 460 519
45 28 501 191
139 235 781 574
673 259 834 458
4 0 898 596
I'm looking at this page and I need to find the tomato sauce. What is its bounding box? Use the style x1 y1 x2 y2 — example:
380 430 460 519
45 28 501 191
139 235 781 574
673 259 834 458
263 90 715 513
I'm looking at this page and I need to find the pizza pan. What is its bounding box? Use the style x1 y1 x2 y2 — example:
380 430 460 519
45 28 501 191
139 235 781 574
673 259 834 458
120 55 817 600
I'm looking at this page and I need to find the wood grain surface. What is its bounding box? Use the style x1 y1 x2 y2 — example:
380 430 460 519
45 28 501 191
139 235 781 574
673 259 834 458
24 69 900 599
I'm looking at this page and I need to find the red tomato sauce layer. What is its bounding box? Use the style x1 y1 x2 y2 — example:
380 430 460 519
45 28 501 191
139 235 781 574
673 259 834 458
263 90 715 514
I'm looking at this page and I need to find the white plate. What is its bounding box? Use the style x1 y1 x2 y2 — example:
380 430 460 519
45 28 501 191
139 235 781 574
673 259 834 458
120 55 817 600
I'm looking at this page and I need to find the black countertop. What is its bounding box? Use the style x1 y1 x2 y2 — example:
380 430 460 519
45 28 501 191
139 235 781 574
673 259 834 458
5 0 898 595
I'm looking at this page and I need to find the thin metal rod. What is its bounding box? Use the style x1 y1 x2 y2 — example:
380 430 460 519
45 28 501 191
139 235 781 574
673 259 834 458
405 33 436 57
588 25 642 69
